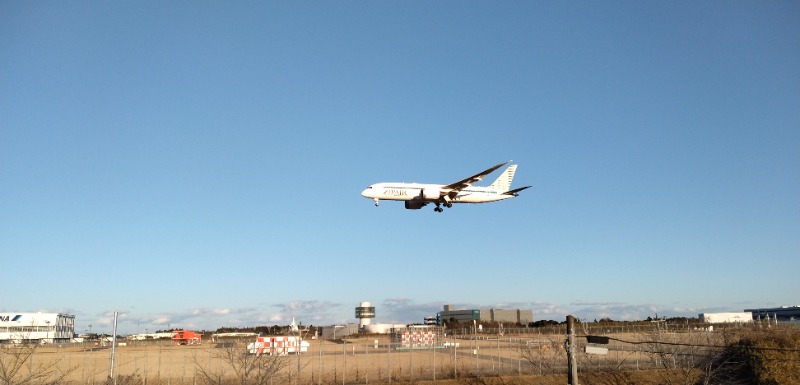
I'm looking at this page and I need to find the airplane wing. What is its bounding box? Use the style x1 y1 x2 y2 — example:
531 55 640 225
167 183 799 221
441 161 510 195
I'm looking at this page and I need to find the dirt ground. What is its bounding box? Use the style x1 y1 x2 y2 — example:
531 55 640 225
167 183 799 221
5 331 709 384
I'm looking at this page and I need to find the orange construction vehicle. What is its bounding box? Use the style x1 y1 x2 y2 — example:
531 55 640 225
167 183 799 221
171 330 201 345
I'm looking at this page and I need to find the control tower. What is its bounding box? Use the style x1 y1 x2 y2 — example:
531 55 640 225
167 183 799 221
355 301 376 328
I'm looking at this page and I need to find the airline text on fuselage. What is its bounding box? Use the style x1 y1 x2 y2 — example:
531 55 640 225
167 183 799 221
383 189 409 197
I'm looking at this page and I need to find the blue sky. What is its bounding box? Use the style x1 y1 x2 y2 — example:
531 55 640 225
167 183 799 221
2 1 798 335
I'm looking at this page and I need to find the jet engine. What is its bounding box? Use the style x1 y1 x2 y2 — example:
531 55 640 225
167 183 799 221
404 201 427 210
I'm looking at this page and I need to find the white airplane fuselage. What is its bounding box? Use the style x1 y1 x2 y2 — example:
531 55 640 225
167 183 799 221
361 183 511 204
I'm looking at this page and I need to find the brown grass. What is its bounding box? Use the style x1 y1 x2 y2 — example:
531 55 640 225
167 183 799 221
2 325 797 385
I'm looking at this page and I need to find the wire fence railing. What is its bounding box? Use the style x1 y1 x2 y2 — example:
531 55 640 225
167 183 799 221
2 323 797 384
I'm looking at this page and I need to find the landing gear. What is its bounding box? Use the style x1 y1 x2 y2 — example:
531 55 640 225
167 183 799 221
433 200 452 212
373 198 380 207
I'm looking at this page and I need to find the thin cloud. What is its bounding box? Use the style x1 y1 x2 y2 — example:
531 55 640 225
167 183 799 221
571 301 627 306
67 299 755 335
379 298 444 323
270 300 341 324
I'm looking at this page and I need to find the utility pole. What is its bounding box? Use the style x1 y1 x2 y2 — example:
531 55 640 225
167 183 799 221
566 315 578 385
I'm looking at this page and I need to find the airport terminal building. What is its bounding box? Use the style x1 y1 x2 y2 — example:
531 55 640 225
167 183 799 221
0 313 75 343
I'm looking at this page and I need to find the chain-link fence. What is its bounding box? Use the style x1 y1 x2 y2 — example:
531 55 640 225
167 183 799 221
1 323 791 384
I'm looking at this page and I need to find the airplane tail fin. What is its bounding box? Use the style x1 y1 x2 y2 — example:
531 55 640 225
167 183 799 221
487 164 517 192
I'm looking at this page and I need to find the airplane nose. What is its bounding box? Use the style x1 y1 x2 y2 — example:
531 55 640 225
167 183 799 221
361 187 376 198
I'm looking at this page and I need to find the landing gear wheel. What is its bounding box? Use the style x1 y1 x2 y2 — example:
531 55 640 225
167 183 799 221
434 206 443 213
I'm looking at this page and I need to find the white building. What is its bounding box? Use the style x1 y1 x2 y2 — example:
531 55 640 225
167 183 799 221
699 312 753 324
363 323 409 334
0 313 75 343
126 332 174 341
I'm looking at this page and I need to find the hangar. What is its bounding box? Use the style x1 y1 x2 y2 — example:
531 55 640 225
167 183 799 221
745 306 800 323
0 313 75 343
699 312 753 324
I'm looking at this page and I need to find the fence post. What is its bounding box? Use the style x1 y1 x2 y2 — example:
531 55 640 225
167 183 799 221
567 315 578 385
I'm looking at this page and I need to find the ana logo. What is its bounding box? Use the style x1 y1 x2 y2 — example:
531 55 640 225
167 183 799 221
0 315 22 322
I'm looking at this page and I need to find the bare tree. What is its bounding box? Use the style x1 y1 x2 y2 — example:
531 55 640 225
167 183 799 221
640 331 693 385
579 348 641 385
638 329 736 385
516 335 566 375
690 327 750 385
194 342 291 385
0 343 76 385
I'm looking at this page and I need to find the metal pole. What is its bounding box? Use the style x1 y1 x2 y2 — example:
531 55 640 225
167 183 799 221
388 337 392 384
473 320 478 372
566 315 578 385
432 331 436 381
453 333 457 379
110 311 118 383
342 341 346 385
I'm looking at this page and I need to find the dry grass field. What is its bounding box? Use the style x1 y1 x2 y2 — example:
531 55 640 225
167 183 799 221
3 333 575 384
3 325 798 384
12 335 553 384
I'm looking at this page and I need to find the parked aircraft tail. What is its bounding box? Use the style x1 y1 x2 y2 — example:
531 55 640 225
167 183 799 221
488 164 517 192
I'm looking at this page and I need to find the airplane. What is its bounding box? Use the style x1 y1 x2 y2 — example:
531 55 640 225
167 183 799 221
361 161 531 212
289 317 308 334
